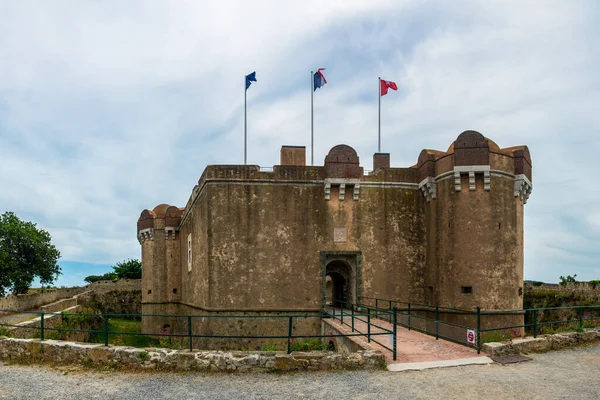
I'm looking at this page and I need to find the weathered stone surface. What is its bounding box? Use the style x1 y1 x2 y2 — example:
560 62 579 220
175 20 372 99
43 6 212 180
0 337 386 372
483 328 600 356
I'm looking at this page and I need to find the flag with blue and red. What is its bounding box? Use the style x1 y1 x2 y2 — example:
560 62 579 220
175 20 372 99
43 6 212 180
313 68 327 91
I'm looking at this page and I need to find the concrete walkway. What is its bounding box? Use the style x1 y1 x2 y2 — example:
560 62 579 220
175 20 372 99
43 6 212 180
0 311 42 325
326 309 491 370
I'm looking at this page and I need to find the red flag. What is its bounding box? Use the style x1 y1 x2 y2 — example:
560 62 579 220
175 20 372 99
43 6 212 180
380 80 398 96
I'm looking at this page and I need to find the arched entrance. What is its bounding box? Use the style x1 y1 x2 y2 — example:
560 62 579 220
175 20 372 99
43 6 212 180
320 251 362 311
325 259 352 308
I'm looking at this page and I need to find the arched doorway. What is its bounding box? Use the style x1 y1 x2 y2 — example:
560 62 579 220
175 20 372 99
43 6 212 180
325 259 352 308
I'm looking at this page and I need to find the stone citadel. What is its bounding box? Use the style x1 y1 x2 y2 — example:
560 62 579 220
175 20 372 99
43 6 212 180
137 130 533 343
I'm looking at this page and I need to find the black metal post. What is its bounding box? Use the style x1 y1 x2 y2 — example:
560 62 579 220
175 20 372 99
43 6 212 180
392 306 397 361
476 306 481 354
341 306 344 326
188 316 193 352
389 300 392 321
351 304 355 332
408 303 411 331
367 308 371 343
287 316 293 354
579 307 584 330
103 314 109 346
435 306 439 340
375 299 378 319
40 312 45 341
533 309 538 338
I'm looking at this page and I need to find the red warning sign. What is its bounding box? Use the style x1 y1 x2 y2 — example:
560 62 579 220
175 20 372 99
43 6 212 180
467 329 476 344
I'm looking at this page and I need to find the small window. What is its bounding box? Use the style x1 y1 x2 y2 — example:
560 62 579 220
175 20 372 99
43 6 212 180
518 287 523 296
461 286 473 295
147 289 152 295
187 233 192 272
173 288 178 294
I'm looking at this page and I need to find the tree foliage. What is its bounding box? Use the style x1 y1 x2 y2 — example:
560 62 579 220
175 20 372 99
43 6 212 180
559 274 578 286
112 258 142 279
0 212 61 296
82 259 141 285
84 273 118 284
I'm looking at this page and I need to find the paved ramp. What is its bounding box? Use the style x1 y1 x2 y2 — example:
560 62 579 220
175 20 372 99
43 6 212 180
326 309 491 370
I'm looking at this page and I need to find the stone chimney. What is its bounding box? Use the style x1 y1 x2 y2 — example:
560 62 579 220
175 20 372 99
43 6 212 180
280 146 306 166
373 153 390 170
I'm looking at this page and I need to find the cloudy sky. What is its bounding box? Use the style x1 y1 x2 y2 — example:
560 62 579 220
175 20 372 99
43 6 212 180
0 0 598 286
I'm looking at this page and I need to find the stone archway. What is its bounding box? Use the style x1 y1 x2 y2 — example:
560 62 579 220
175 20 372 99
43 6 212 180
320 251 362 310
326 260 351 307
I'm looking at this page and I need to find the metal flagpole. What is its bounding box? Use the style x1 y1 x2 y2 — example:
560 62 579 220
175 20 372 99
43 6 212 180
311 70 314 166
244 77 247 165
378 77 381 153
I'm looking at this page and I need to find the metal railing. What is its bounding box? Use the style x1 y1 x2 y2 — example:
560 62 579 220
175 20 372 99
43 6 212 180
325 300 396 360
358 297 600 354
0 308 395 356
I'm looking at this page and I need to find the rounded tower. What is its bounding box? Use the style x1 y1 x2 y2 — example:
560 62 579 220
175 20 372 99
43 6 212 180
418 131 532 316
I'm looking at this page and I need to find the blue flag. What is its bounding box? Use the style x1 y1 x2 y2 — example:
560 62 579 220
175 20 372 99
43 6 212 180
245 71 257 90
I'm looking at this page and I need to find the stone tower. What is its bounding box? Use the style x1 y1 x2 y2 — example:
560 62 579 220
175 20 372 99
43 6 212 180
418 130 532 312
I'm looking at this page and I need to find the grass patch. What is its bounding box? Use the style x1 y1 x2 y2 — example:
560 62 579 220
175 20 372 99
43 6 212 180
289 338 330 352
90 319 159 348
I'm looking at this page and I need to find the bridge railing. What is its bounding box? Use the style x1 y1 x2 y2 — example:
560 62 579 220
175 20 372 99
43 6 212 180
357 296 600 354
324 299 396 360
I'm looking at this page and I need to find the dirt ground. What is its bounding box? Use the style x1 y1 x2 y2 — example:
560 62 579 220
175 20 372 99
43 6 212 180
0 345 599 400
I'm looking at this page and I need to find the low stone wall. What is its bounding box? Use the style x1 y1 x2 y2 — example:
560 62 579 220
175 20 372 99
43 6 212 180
321 319 371 353
0 287 89 313
88 279 141 294
482 328 600 357
7 311 65 339
525 282 600 293
39 297 78 313
77 289 141 315
0 337 386 372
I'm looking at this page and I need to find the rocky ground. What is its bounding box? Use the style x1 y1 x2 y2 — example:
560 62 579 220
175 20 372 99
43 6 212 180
1 345 599 400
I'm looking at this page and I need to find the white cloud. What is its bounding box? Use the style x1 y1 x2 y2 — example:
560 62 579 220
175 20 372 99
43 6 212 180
0 0 598 283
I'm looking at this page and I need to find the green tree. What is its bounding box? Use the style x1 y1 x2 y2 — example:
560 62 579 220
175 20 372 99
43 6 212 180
112 258 142 279
83 272 118 284
559 274 577 286
0 212 61 296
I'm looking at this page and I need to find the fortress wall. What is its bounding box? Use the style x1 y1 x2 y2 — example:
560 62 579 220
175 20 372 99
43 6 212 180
354 185 426 304
178 186 210 310
204 179 327 310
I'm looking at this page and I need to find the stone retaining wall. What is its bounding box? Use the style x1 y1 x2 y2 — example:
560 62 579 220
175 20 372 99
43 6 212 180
525 282 600 293
0 337 386 372
0 287 88 313
0 280 141 314
321 319 371 353
88 279 141 294
39 297 78 313
482 328 600 357
7 311 65 339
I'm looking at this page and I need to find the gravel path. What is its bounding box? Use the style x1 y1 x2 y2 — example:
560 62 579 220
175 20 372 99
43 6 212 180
1 345 599 400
